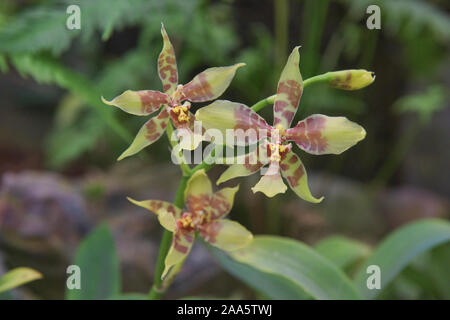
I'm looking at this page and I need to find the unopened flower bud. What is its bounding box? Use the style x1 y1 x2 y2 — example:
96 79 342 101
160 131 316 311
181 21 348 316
328 69 375 90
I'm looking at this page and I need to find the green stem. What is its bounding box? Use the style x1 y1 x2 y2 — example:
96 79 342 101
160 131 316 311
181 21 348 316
146 71 336 299
251 94 276 112
148 175 189 299
249 73 328 113
303 72 332 87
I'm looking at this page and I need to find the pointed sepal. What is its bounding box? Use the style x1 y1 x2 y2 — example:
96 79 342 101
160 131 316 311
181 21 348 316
280 151 323 203
158 23 178 94
102 90 169 116
200 220 253 251
118 108 170 160
182 63 245 102
285 114 366 155
127 197 180 231
162 231 194 278
273 46 303 129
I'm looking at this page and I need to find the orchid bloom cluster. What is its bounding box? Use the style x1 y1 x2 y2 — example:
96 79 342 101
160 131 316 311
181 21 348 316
102 23 244 159
102 24 374 279
196 47 370 201
129 170 252 277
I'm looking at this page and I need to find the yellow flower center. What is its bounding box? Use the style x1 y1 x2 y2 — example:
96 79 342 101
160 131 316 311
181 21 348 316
268 142 290 162
177 211 210 231
274 124 286 137
172 103 191 123
179 214 194 229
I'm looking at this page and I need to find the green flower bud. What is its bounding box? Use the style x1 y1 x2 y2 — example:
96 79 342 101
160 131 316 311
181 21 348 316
328 69 375 90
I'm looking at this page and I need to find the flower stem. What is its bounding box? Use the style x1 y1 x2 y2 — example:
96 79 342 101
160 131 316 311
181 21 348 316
250 73 330 113
148 175 188 299
251 94 276 112
303 72 332 87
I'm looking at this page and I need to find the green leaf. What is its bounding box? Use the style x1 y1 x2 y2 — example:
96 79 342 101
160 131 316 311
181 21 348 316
354 218 450 299
211 248 311 300
427 243 450 299
314 235 371 270
66 224 120 300
0 267 42 293
212 236 361 300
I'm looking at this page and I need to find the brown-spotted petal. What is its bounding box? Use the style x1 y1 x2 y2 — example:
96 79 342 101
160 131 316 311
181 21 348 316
285 114 366 155
117 108 170 160
195 100 271 145
102 90 169 116
184 169 213 214
210 185 239 220
162 230 194 278
127 197 181 231
280 151 323 203
273 46 303 129
217 150 263 185
158 23 178 94
182 63 245 102
200 220 253 251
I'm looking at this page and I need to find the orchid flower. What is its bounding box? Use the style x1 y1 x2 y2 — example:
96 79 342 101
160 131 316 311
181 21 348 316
196 47 369 202
102 23 245 160
127 170 253 278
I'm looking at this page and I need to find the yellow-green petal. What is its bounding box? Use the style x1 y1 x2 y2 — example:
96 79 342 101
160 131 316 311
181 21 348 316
0 267 42 293
280 151 323 203
127 197 180 231
200 220 253 251
184 169 213 201
182 63 245 102
101 90 169 116
210 185 239 219
158 23 178 94
117 108 170 160
273 46 303 129
285 114 366 155
163 231 194 278
217 151 262 185
195 100 271 143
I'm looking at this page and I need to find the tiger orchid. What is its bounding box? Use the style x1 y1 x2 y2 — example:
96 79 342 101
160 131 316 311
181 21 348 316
102 23 245 160
127 170 252 278
196 47 368 202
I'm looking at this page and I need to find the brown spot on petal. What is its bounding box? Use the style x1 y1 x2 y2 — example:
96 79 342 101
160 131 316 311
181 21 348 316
287 163 304 188
183 72 214 101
